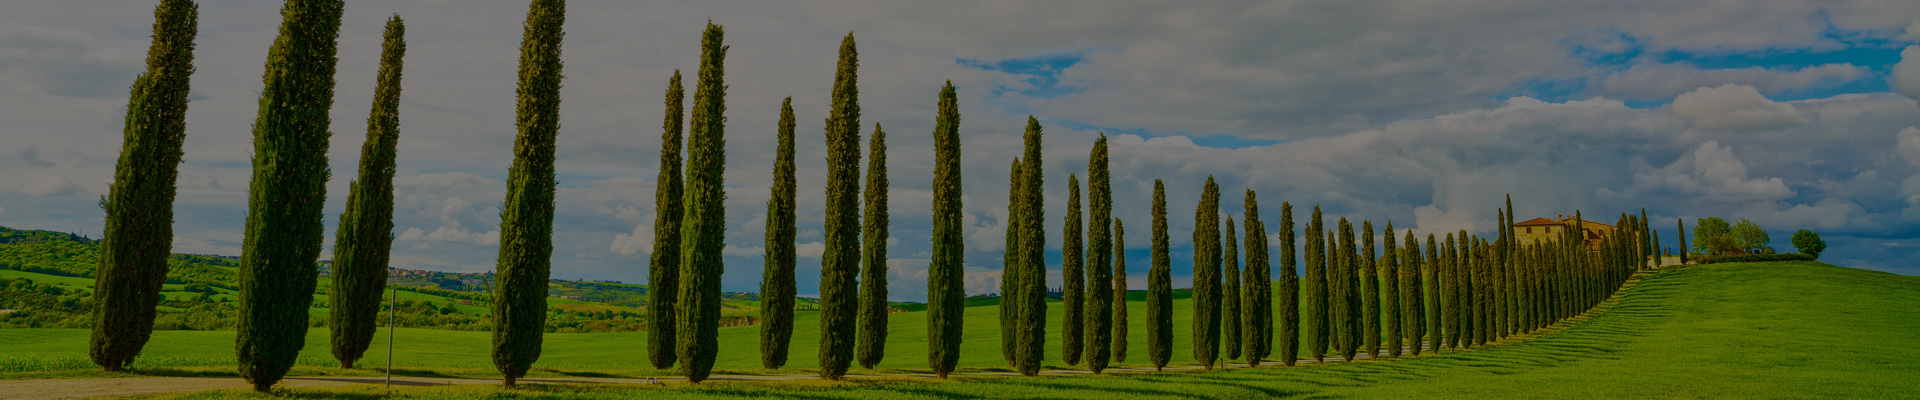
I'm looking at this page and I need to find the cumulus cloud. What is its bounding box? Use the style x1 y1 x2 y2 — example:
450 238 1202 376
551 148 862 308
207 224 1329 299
1590 62 1865 101
1895 45 1920 100
1898 127 1920 166
1672 84 1803 131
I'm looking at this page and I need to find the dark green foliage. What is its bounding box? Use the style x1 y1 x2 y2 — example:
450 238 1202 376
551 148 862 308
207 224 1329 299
1242 191 1270 366
1112 218 1129 364
1693 217 1733 255
1305 206 1327 362
1000 160 1020 365
1382 222 1399 357
1791 229 1824 259
1335 218 1357 361
1641 208 1652 269
760 97 797 370
1493 212 1507 339
677 21 727 384
329 15 403 370
1085 136 1112 373
1148 180 1172 371
1014 117 1047 377
1424 234 1441 351
1061 174 1083 366
92 0 197 373
1222 217 1240 361
1191 177 1221 369
1361 220 1378 358
648 71 684 371
817 32 861 381
1278 202 1299 366
1405 232 1425 355
1441 233 1457 348
235 0 343 391
1697 253 1816 263
857 124 889 370
1678 218 1688 264
926 83 963 378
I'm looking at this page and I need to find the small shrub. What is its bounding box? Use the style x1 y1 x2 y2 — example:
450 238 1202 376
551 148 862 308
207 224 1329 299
1697 253 1814 264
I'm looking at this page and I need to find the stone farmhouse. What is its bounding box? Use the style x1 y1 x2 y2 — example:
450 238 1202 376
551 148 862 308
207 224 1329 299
1513 214 1615 251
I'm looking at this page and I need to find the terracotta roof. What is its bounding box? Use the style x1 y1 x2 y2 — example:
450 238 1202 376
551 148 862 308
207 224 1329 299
1513 217 1561 226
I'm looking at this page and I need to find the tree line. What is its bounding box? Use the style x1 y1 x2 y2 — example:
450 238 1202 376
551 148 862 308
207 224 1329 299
87 0 1652 392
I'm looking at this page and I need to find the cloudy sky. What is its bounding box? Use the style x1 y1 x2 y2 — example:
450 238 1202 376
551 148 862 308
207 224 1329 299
4 1 1918 301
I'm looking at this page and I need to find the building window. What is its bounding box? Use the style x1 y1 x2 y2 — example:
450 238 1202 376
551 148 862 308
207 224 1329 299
1526 227 1532 234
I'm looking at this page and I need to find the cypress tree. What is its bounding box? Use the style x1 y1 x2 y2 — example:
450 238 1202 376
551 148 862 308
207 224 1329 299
1336 218 1358 361
1361 220 1378 359
1192 177 1221 370
1641 208 1652 270
1223 217 1241 361
1475 237 1490 346
857 124 889 370
927 83 963 378
1279 202 1299 366
1652 229 1662 268
1000 159 1021 365
818 32 862 380
1677 218 1687 265
1305 206 1327 362
1113 218 1129 364
234 0 342 391
1086 136 1112 373
1148 180 1172 371
1015 117 1047 377
1404 232 1424 355
1382 222 1400 358
1424 234 1441 352
677 21 727 384
91 0 197 373
1441 233 1457 348
760 98 797 369
647 70 684 371
1062 174 1084 366
1242 192 1270 366
329 15 404 370
1494 212 1507 340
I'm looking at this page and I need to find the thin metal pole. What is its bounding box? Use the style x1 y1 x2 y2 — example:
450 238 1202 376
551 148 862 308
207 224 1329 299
388 284 396 389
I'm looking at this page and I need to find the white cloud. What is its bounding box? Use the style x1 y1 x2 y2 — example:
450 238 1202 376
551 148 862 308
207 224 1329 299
609 223 652 257
1672 84 1803 131
1590 62 1865 101
1894 45 1920 100
795 242 825 258
1898 127 1920 167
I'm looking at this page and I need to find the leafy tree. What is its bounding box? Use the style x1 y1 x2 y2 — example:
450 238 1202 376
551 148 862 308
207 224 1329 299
1061 174 1083 366
1732 218 1770 254
1790 229 1825 259
235 0 343 392
926 83 963 378
817 32 861 381
648 70 684 370
1222 217 1240 361
1086 136 1112 373
1279 202 1299 365
92 0 197 373
857 124 889 370
760 97 797 370
1148 180 1172 371
677 21 727 384
330 15 404 370
1693 217 1732 255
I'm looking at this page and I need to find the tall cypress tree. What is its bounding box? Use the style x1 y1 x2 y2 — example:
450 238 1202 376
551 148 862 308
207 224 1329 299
234 0 342 391
1640 208 1652 270
1086 136 1112 373
1279 202 1299 366
1336 218 1359 361
1000 159 1021 365
677 21 727 384
1015 117 1047 377
1242 191 1270 366
1652 229 1662 268
1148 180 1172 371
1192 177 1222 370
91 0 197 373
1223 217 1242 361
1424 234 1441 352
818 32 861 380
1494 211 1508 340
1677 218 1687 265
927 83 963 378
1113 218 1129 364
1361 220 1378 358
857 124 889 370
1404 232 1425 355
760 97 798 370
1382 222 1399 358
1061 174 1084 366
647 70 684 371
1306 206 1327 362
1441 233 1457 348
329 15 404 370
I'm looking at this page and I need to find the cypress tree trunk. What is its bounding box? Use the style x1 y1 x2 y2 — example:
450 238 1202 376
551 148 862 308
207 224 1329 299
1279 202 1299 366
1113 218 1129 364
857 124 890 370
1242 191 1269 366
235 0 342 391
92 0 197 373
1223 217 1241 361
817 32 861 381
1015 117 1047 377
1306 206 1327 362
647 70 684 371
760 97 797 370
677 21 727 384
927 83 963 378
1085 136 1112 373
330 15 404 370
1061 174 1083 366
1147 180 1172 371
1361 220 1378 359
1382 222 1400 357
1191 177 1221 370
1336 218 1358 361
1425 234 1441 352
1000 160 1021 366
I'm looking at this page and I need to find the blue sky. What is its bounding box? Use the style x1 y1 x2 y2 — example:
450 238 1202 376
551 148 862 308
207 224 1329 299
1 1 1918 301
